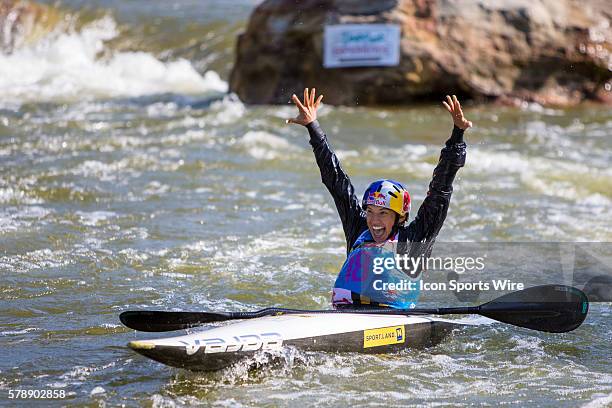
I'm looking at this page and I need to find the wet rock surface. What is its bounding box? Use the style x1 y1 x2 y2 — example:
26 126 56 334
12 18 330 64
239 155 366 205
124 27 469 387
0 0 63 54
229 0 611 106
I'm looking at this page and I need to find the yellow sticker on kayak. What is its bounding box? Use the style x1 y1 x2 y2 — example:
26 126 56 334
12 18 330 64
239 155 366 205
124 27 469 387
363 325 405 348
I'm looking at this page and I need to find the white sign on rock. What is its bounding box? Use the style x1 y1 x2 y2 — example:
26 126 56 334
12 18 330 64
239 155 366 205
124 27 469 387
323 24 401 68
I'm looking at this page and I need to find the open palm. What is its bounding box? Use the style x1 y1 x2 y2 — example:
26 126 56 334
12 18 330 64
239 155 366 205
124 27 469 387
286 88 324 126
442 95 472 130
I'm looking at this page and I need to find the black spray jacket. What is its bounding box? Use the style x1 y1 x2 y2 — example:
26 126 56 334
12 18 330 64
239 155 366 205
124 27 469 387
306 120 466 260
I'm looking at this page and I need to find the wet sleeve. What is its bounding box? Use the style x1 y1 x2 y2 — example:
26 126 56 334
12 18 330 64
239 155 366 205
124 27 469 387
306 120 367 250
407 126 466 242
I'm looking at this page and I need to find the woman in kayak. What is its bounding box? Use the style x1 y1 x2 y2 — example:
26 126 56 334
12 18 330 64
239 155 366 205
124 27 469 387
287 88 471 309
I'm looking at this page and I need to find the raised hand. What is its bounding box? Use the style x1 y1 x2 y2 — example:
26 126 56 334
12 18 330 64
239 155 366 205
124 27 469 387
442 95 472 130
286 88 324 126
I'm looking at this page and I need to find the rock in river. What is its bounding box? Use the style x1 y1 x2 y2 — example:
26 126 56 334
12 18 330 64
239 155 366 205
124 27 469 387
229 0 611 106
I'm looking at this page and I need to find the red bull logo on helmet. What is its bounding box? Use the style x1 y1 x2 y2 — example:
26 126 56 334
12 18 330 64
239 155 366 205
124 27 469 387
365 191 388 207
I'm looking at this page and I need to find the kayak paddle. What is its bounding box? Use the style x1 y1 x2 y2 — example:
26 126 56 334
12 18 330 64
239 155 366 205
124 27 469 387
119 284 589 333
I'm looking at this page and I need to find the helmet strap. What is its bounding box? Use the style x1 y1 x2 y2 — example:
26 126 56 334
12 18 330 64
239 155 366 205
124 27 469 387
388 212 409 239
388 213 401 240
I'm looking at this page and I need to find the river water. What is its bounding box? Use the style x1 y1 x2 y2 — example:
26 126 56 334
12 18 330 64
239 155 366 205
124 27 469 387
1 1 611 406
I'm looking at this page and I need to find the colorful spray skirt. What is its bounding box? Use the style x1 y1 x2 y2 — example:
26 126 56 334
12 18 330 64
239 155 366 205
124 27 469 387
332 243 421 308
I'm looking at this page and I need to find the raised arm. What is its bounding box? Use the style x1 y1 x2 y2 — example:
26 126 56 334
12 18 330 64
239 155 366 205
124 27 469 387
407 95 471 243
287 88 366 250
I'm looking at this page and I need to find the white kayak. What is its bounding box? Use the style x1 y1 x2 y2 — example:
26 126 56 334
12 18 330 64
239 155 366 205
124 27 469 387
128 313 469 371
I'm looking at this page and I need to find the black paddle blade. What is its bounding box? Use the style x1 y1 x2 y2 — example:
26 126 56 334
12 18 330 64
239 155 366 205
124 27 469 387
119 311 233 332
479 285 589 333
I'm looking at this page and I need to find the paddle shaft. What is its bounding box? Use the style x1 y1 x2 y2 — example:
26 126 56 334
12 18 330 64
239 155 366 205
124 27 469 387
119 285 588 333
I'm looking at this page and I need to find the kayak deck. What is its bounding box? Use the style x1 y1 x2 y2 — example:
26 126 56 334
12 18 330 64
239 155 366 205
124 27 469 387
128 313 467 371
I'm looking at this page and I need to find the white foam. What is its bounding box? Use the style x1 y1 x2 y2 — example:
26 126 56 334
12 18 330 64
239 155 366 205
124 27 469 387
209 94 247 125
75 211 116 226
366 143 429 161
1 248 74 272
151 394 183 408
465 148 612 204
62 362 116 382
69 158 145 181
581 392 612 408
335 149 359 160
118 248 149 262
0 16 227 105
0 327 40 336
467 149 532 174
582 193 612 207
0 206 52 233
238 131 300 160
519 101 563 115
89 386 106 396
143 181 170 196
362 144 435 176
0 187 42 204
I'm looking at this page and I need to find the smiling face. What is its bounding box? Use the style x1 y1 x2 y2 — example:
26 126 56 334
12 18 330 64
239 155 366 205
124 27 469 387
366 205 399 243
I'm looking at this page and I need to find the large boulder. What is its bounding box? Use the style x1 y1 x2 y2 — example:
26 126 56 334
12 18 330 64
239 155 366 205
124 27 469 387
0 0 62 54
229 0 611 106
